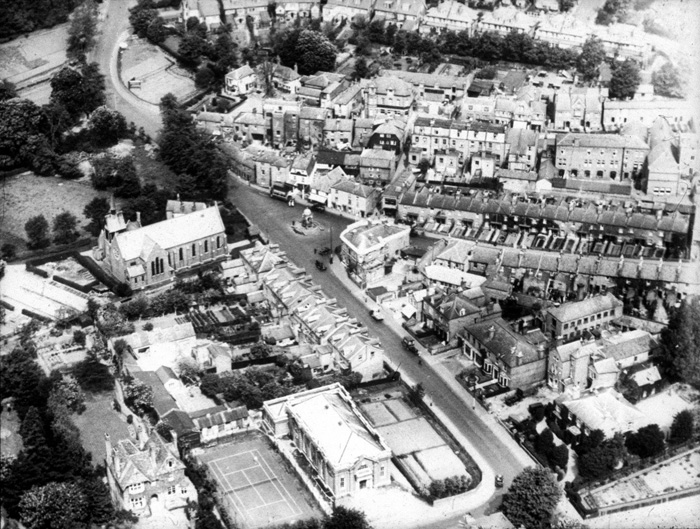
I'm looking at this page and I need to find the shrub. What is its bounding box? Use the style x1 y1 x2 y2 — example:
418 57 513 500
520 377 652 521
142 322 154 331
550 443 570 469
669 410 694 444
73 329 86 346
126 414 133 424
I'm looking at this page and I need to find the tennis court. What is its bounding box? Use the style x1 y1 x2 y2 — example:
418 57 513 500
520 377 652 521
198 434 321 528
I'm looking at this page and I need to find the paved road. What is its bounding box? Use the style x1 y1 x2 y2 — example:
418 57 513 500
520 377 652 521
92 0 162 139
229 182 529 524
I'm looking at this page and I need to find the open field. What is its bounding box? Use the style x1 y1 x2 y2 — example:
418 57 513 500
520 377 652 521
0 172 108 249
120 37 197 105
73 391 131 465
0 24 68 86
198 432 321 529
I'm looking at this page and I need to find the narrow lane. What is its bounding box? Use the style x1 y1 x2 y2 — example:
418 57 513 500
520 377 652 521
230 182 528 520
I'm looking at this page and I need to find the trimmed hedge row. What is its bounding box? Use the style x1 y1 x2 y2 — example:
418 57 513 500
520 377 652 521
26 264 49 278
53 274 95 294
21 308 51 322
0 299 15 311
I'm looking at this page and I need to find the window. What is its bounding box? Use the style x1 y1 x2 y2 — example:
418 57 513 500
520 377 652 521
216 236 221 249
181 486 188 495
179 248 184 261
168 460 174 469
340 477 345 488
192 244 196 257
603 311 609 317
380 465 386 477
597 313 602 320
130 497 144 508
204 240 208 253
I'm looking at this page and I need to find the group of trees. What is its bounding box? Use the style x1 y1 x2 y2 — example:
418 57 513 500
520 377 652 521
158 93 230 200
501 467 561 529
596 0 632 25
0 60 130 178
268 506 373 529
24 211 81 249
200 367 297 409
67 0 99 61
0 330 133 528
533 428 570 472
427 475 471 499
118 287 190 320
273 28 338 76
0 0 78 41
659 298 700 388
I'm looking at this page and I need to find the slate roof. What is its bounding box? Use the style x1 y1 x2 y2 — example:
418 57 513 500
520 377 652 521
465 318 541 367
547 293 623 323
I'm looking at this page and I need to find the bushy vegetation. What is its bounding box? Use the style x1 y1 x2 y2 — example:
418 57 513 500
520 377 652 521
0 0 78 41
428 475 471 499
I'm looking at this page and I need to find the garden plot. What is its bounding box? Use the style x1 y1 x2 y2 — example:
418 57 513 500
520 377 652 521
376 418 444 456
384 398 416 421
415 445 467 482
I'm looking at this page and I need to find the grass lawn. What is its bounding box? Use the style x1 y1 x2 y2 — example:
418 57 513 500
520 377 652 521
73 391 131 465
0 172 108 251
131 144 178 189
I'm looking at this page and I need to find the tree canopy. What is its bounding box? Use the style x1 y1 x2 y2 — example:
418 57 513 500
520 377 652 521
0 0 78 41
625 424 665 458
659 298 700 387
577 37 606 83
67 0 99 61
609 59 640 100
19 481 89 529
652 63 684 98
52 211 80 245
578 433 625 480
669 409 694 444
501 467 561 529
25 215 51 249
0 98 56 174
50 62 106 119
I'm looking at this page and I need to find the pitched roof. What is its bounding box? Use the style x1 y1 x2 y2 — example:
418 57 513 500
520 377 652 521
465 318 540 367
112 430 185 487
226 64 255 80
601 329 653 362
547 293 623 322
366 77 414 98
557 133 648 150
114 207 225 261
331 179 376 198
561 389 648 437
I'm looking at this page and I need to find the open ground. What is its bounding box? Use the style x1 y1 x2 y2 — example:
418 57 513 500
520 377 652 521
120 37 197 105
0 24 68 86
197 432 322 529
72 391 131 465
0 172 109 250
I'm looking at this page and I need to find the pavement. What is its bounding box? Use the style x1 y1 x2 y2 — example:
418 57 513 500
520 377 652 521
229 178 534 528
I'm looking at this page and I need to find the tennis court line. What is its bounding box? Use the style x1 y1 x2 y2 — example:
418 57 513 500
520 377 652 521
211 460 253 526
253 449 304 515
206 449 258 467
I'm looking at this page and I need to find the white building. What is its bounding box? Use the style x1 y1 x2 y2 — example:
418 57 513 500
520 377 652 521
224 64 258 97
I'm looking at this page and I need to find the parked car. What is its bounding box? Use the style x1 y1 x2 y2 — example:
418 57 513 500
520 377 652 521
370 309 384 321
318 247 332 256
310 203 326 212
315 260 327 271
495 474 504 488
402 337 418 354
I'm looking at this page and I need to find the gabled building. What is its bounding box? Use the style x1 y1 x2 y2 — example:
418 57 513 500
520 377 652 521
461 318 548 390
372 0 426 27
379 70 468 102
262 384 392 498
309 166 349 205
330 180 380 218
275 0 321 22
105 429 197 515
322 0 375 24
299 106 330 148
363 77 414 118
324 118 355 148
420 0 476 35
544 293 624 343
644 116 684 197
223 64 258 97
367 119 408 154
359 148 396 184
233 111 267 143
421 289 501 342
339 220 410 286
221 0 270 27
552 87 606 132
298 72 348 107
506 128 539 171
273 64 302 93
95 206 227 290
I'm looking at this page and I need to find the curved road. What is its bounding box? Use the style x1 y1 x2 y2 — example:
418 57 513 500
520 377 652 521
92 0 162 139
229 182 529 527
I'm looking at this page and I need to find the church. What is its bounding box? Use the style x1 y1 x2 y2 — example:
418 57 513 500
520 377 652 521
94 203 227 290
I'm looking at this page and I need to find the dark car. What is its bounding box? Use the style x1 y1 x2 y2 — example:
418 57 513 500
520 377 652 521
401 337 418 354
495 474 504 488
310 202 326 212
315 260 327 271
318 247 332 256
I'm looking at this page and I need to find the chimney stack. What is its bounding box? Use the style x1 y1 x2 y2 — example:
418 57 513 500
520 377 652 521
136 211 141 225
487 325 496 341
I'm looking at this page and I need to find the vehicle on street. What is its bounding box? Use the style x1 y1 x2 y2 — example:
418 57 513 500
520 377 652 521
402 336 418 353
310 203 326 212
315 260 327 271
318 247 332 256
495 474 504 488
370 309 384 321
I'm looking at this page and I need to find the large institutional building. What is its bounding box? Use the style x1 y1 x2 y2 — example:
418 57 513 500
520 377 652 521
95 205 227 290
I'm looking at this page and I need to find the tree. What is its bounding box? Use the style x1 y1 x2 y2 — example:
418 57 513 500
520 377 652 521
50 62 106 118
200 373 224 398
653 62 684 98
626 424 665 458
88 107 128 147
48 379 86 414
73 354 115 393
578 434 625 480
146 16 167 44
178 34 208 67
19 407 48 453
0 98 56 174
501 467 561 529
122 377 154 413
25 215 50 249
0 348 50 419
324 506 372 529
417 158 431 175
577 37 606 82
353 56 369 80
609 59 640 100
559 0 576 11
669 409 694 444
195 64 216 89
129 5 160 37
549 444 569 470
295 30 338 75
596 0 631 25
67 0 99 60
1 243 17 261
83 197 111 236
0 79 17 101
659 298 700 387
52 211 79 245
19 481 89 529
535 429 556 458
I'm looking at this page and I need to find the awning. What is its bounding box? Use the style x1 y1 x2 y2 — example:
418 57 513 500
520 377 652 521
308 192 327 204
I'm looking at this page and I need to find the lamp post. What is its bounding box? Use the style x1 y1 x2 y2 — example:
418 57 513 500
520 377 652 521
329 224 333 264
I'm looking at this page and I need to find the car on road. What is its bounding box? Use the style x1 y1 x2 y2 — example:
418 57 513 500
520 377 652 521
318 247 332 256
315 260 327 271
495 474 504 488
310 203 326 212
370 309 384 321
402 337 418 354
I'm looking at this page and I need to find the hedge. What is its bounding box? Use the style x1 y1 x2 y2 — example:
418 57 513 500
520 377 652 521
21 309 51 322
25 264 49 278
53 274 96 294
0 299 15 311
